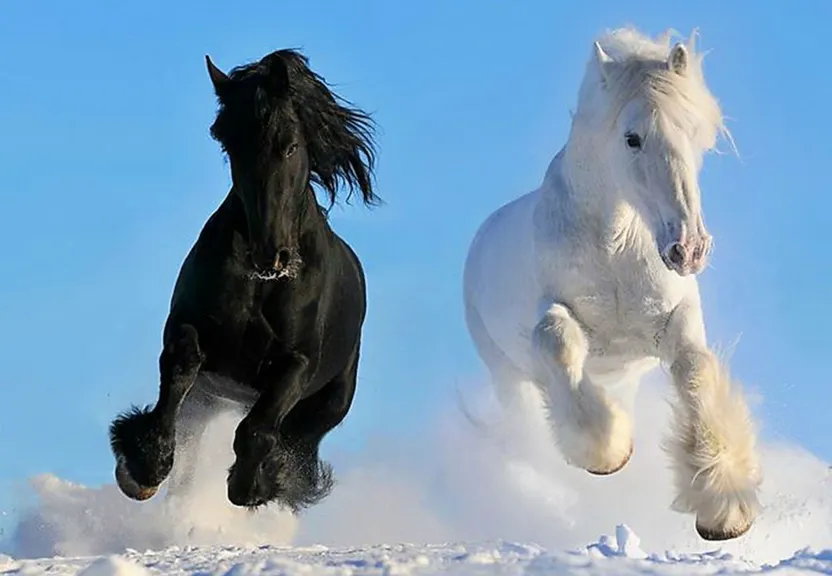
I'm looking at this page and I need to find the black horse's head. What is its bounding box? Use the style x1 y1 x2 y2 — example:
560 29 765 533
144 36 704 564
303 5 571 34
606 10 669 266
206 49 379 280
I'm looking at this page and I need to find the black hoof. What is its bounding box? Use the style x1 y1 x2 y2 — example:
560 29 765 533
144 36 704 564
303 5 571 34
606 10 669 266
115 458 159 502
109 406 175 489
226 440 335 512
695 519 752 541
227 490 266 509
586 443 634 476
227 463 268 509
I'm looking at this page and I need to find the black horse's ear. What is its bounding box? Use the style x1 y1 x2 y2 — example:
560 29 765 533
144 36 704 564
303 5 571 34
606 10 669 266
206 55 230 94
264 57 290 94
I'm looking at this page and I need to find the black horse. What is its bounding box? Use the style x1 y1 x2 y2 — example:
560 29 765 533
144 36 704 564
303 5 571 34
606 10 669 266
108 48 379 511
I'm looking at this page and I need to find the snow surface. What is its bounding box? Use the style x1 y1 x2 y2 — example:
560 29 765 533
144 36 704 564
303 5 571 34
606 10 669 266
3 526 832 575
2 376 831 575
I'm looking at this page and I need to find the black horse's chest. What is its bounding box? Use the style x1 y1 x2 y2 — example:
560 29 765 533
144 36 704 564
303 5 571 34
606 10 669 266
199 279 307 384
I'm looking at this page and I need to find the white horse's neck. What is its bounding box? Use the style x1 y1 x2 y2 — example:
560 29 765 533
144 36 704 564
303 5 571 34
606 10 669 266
544 117 643 236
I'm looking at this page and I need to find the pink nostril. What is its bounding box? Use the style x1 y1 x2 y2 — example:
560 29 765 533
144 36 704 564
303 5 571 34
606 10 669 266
274 249 292 271
666 242 687 268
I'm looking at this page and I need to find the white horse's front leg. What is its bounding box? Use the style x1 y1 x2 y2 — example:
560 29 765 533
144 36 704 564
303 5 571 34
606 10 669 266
660 301 762 541
532 302 633 475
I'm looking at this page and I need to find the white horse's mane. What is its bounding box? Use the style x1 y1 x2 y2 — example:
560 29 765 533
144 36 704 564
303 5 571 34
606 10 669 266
581 27 732 153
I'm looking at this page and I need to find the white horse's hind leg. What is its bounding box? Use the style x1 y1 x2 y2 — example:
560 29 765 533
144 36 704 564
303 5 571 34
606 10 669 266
464 297 533 419
660 301 761 541
532 302 633 475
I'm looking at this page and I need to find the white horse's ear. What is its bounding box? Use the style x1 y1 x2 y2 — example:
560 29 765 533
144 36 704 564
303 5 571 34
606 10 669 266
668 42 688 75
593 41 613 85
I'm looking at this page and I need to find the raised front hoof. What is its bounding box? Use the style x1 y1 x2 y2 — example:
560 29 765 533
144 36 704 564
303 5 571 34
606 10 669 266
586 443 633 476
695 517 753 541
115 459 160 502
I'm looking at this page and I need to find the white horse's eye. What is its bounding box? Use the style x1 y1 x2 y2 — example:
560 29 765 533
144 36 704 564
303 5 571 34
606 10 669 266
625 132 642 149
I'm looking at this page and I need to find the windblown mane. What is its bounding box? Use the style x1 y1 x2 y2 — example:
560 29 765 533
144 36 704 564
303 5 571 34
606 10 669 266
580 27 731 153
211 49 380 209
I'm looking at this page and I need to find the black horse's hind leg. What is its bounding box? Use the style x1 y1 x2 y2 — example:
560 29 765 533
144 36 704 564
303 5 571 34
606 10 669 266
109 324 204 501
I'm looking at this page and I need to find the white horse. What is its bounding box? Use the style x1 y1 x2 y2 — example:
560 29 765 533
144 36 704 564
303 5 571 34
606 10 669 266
462 27 761 541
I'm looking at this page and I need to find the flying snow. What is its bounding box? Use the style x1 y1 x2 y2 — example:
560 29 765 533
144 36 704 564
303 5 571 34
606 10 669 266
2 374 831 574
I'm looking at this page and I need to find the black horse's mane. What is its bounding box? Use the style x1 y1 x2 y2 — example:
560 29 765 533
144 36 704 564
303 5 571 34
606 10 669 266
209 49 380 210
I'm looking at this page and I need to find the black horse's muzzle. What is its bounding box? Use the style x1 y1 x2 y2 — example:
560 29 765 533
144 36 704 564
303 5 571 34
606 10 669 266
250 245 302 280
251 247 290 271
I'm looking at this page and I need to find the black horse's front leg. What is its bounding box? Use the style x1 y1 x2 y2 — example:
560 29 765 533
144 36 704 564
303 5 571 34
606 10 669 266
226 351 309 508
109 323 204 501
272 344 360 511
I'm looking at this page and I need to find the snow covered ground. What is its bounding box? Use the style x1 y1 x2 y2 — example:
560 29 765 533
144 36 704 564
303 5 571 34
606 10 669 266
4 529 832 575
2 377 831 575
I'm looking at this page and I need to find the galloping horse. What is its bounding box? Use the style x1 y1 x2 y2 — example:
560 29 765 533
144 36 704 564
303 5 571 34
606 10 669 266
463 28 760 541
109 49 379 511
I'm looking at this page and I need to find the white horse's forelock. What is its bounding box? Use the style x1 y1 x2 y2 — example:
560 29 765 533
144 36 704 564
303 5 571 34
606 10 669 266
580 27 732 154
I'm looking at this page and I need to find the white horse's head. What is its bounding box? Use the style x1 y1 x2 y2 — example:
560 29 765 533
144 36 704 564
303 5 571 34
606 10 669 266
572 28 730 276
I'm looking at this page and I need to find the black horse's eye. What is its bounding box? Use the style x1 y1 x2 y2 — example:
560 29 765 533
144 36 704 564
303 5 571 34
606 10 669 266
625 132 642 149
285 142 298 158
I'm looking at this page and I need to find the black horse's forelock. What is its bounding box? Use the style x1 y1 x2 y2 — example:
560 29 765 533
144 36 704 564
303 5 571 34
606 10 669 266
209 49 380 210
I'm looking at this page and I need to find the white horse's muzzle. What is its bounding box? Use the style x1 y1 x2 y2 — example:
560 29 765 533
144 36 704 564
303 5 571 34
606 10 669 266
661 232 712 276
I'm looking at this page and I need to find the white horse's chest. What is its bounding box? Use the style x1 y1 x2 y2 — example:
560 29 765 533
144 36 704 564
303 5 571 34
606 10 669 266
537 219 690 360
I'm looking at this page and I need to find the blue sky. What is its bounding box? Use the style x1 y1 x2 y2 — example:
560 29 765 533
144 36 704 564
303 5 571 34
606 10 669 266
1 0 830 524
